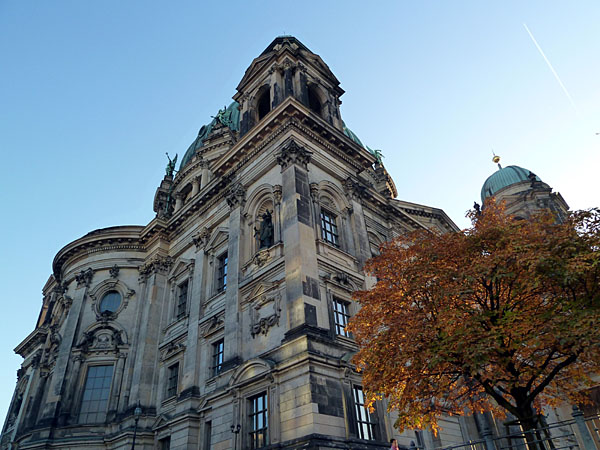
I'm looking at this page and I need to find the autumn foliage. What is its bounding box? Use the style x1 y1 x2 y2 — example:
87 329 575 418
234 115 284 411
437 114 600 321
347 201 600 435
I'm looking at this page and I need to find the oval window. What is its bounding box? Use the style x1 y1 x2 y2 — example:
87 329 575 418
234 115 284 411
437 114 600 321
100 291 122 313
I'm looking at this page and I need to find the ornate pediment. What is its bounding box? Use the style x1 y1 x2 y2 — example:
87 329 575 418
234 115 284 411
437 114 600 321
77 324 127 355
168 258 194 279
159 339 186 362
205 227 229 254
199 313 225 338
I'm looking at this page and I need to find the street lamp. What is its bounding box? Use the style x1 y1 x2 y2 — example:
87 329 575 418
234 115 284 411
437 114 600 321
131 402 142 450
231 424 241 450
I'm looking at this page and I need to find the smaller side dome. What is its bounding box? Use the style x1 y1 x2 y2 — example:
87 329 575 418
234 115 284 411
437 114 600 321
481 165 541 202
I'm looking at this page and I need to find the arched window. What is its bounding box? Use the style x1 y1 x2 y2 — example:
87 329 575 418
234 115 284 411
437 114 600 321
100 291 121 313
257 88 271 120
308 86 322 116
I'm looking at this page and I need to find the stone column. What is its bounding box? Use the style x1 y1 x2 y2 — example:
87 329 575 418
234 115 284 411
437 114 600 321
221 183 245 370
344 178 371 268
276 140 321 332
175 192 184 212
39 269 92 426
273 185 282 243
191 175 201 197
270 64 283 108
181 231 209 396
200 159 210 189
129 256 172 410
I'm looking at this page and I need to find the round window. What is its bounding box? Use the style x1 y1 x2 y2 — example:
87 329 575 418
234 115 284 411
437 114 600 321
99 291 122 313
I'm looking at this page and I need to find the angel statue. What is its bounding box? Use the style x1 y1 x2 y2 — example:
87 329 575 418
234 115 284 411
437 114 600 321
165 153 178 177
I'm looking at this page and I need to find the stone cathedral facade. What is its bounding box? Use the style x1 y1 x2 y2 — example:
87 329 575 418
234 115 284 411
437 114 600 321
2 37 463 450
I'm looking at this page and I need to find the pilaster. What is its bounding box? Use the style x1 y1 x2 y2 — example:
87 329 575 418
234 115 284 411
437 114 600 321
129 256 172 409
181 231 209 395
39 269 92 425
344 178 371 268
222 182 245 370
277 140 321 332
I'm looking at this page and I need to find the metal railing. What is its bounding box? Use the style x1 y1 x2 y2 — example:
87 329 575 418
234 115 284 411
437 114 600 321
421 412 600 450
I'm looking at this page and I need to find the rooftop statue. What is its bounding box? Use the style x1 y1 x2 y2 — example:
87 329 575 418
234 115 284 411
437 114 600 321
212 105 235 129
367 146 384 165
165 153 178 177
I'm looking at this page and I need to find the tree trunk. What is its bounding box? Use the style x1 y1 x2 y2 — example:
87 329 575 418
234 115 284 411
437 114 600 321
515 408 542 450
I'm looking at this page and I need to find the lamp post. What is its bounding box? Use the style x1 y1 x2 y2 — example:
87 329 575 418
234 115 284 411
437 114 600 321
231 424 241 450
131 402 142 450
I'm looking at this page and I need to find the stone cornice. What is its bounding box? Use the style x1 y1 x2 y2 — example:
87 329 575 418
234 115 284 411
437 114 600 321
14 327 48 358
53 226 145 280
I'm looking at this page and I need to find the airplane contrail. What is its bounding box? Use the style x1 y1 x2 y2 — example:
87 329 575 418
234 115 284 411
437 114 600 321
523 23 579 114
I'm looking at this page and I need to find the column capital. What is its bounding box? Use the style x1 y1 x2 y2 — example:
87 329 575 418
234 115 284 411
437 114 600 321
226 182 246 209
192 227 210 251
276 140 312 171
138 255 173 279
343 177 366 203
75 268 94 288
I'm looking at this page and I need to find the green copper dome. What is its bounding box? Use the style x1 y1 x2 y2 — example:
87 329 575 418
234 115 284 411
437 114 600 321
179 101 240 170
178 105 381 171
481 165 541 203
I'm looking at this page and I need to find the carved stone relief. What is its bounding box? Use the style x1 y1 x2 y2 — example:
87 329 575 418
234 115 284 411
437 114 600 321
77 326 126 355
249 292 281 338
75 268 94 288
109 265 120 278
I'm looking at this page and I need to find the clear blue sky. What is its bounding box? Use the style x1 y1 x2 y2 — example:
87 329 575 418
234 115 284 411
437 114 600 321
1 1 599 425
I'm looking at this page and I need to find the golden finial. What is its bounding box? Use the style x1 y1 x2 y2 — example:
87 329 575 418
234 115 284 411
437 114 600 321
491 150 502 169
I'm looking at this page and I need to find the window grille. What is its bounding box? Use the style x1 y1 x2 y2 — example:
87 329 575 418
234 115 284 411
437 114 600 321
212 339 224 376
79 365 114 424
353 385 375 440
217 253 228 292
176 281 188 320
166 363 179 398
249 392 268 449
333 298 351 337
320 210 339 247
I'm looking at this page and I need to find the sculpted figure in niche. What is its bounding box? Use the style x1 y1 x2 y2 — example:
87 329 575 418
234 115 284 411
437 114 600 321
254 210 274 249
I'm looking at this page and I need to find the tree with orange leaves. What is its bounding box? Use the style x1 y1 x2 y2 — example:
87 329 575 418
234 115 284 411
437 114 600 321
347 201 600 449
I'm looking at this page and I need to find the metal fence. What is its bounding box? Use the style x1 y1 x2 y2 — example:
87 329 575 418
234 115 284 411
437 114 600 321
423 411 600 450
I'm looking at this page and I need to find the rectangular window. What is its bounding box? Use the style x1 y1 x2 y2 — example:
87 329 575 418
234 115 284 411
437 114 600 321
204 421 212 450
159 436 171 450
79 364 114 424
176 280 188 320
249 392 268 449
217 253 228 292
320 210 339 247
353 386 375 440
415 430 425 448
333 298 351 337
166 363 179 398
212 339 224 376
